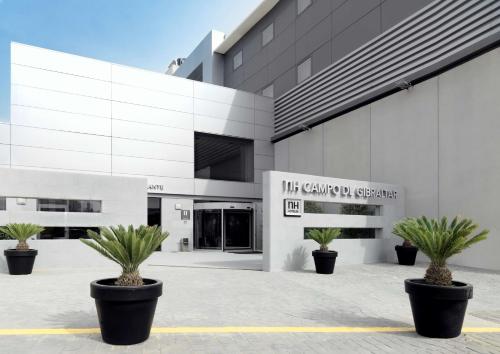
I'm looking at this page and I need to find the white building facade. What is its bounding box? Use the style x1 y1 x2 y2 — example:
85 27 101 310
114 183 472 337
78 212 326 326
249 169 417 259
1 42 274 257
1 0 500 272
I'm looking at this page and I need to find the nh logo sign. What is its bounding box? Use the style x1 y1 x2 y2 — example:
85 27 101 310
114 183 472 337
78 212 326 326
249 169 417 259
284 199 302 217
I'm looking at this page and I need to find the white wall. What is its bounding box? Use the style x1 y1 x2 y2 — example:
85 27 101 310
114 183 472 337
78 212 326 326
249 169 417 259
160 197 194 252
9 42 274 201
275 48 500 271
173 30 226 85
0 167 147 270
263 171 404 272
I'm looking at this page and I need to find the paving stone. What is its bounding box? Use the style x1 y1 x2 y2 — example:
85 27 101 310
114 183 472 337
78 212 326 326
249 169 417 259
0 260 499 353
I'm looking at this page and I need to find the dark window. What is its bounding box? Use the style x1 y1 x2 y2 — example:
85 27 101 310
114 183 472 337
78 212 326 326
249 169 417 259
38 199 101 213
304 201 379 216
304 227 376 240
39 227 66 239
0 197 6 211
195 132 254 182
38 227 99 239
148 197 161 227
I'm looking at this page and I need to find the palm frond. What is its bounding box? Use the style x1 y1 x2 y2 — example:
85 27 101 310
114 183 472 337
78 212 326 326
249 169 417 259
307 228 341 250
393 216 489 265
81 225 169 273
0 223 44 242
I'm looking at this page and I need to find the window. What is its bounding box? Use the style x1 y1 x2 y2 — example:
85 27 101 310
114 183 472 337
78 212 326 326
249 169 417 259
195 132 254 182
262 84 274 98
38 199 102 213
262 23 274 46
304 201 379 215
0 197 5 211
305 227 376 240
148 197 162 227
233 50 243 70
297 57 312 83
38 227 99 239
298 0 312 15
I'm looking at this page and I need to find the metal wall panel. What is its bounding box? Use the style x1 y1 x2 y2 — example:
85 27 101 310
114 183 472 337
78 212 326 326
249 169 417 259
274 0 500 140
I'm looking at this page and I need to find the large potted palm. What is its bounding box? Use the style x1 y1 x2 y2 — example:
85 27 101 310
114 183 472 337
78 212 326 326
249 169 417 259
1 223 44 275
393 216 488 338
308 228 341 274
81 225 168 345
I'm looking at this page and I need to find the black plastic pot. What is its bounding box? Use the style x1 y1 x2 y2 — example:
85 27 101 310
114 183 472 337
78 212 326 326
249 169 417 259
405 279 473 338
91 278 163 345
312 250 338 274
395 245 418 266
4 249 38 275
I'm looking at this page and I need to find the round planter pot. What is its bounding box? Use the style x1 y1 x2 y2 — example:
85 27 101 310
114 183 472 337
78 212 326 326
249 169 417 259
4 249 38 275
395 245 418 266
312 250 338 274
90 278 163 345
405 278 473 338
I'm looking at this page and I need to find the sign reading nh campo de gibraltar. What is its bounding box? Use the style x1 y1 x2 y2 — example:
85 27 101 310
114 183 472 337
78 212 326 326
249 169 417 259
282 180 398 199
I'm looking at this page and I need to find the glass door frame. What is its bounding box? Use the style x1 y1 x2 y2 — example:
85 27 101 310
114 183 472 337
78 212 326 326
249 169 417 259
193 202 255 251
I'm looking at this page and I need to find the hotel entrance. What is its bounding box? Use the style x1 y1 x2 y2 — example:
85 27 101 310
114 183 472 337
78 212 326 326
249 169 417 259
194 202 254 251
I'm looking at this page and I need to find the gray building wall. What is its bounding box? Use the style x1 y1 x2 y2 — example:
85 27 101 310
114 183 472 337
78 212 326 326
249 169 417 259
274 47 500 271
223 0 432 97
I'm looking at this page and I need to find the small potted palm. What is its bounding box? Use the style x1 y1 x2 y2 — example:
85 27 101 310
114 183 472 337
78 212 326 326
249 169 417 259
81 225 168 345
393 216 488 338
0 223 44 275
394 239 418 265
308 228 341 274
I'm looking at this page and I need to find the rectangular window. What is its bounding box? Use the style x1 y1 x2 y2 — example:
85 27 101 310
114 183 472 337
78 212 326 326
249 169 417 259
298 0 312 15
304 201 379 215
38 227 99 240
262 84 274 98
262 23 274 46
233 50 243 70
195 132 254 183
304 227 376 240
38 199 102 213
0 197 5 211
297 57 312 83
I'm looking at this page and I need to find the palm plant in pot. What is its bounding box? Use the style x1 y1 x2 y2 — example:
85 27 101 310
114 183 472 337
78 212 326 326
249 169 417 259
393 216 488 338
394 239 418 266
81 225 168 345
308 228 341 274
0 223 44 275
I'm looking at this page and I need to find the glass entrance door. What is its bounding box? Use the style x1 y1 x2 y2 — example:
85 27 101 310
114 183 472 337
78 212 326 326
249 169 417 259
223 210 252 249
194 209 222 249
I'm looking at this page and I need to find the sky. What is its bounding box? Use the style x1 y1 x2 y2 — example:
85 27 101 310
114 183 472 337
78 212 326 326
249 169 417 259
0 0 261 122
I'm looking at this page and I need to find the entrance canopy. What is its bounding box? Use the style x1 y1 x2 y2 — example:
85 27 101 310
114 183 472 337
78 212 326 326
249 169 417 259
263 171 405 272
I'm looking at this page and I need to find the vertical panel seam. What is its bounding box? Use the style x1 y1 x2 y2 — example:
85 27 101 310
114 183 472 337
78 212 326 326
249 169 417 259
437 76 440 218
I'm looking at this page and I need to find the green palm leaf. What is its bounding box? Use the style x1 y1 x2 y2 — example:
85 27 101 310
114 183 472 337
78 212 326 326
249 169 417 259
307 228 341 251
81 224 169 285
393 216 489 284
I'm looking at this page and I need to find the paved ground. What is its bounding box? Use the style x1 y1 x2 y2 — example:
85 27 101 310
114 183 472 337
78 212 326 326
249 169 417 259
1 258 500 353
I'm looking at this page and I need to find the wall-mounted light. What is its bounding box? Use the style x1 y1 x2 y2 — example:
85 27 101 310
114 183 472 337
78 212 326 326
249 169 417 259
174 203 182 210
299 124 311 132
16 198 27 205
395 80 413 90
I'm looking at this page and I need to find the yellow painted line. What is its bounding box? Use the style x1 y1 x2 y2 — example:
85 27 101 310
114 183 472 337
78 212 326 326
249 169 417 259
151 326 415 334
0 326 499 336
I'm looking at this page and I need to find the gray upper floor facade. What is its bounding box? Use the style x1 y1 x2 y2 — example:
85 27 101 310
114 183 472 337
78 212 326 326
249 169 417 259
180 0 432 98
